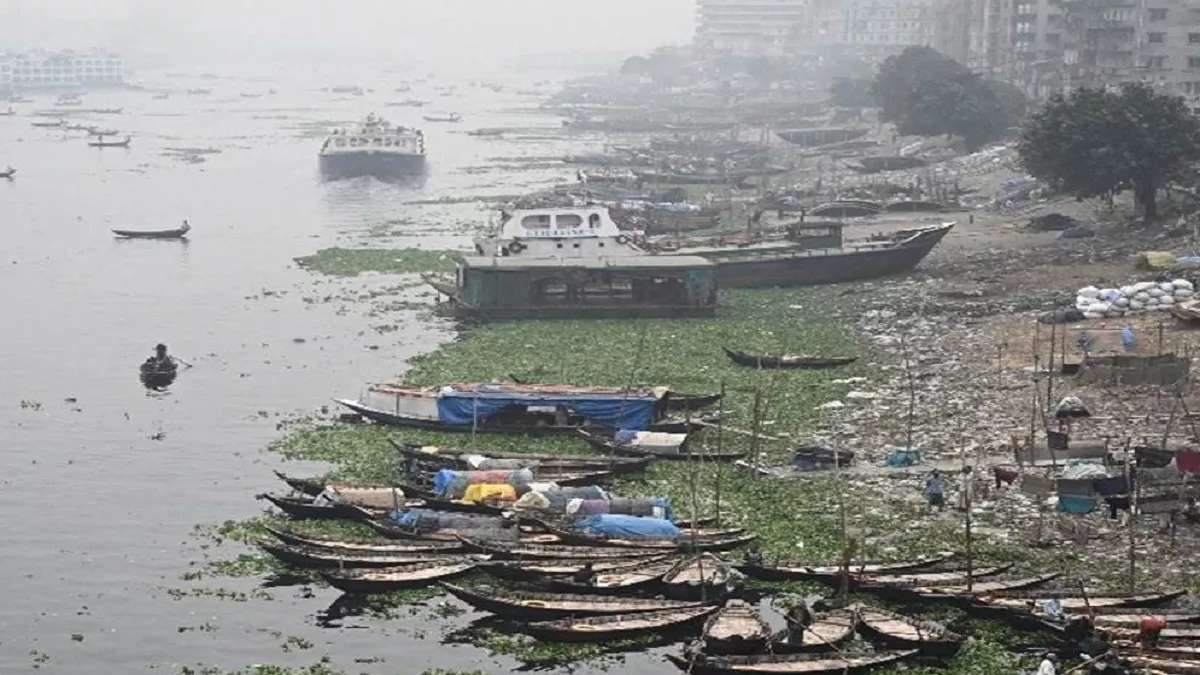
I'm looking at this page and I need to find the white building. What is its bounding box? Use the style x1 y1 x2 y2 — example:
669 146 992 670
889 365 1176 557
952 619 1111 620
696 0 810 55
0 50 125 90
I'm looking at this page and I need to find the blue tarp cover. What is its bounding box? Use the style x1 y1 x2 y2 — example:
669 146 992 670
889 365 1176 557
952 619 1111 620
436 388 658 430
571 514 681 539
432 469 458 497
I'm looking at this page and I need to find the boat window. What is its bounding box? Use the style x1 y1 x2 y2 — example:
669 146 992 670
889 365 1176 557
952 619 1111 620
521 214 552 229
556 214 583 229
335 138 346 147
588 213 601 228
372 137 382 146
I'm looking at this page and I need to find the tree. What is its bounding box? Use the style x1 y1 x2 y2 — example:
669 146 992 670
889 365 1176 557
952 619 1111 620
871 46 1026 151
1018 82 1200 221
829 77 874 108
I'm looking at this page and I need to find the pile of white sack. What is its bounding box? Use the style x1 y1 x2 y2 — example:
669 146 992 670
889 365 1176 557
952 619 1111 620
1076 279 1194 318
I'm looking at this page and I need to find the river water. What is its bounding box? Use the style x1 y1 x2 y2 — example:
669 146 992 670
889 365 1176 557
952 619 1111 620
0 64 632 674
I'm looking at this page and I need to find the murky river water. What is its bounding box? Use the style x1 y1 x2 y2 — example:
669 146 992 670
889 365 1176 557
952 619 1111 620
0 64 639 674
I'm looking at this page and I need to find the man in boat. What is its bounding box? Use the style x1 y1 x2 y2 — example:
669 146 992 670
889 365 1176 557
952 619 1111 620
180 219 191 232
924 470 945 512
742 543 764 566
572 562 596 585
1137 615 1166 649
145 343 178 370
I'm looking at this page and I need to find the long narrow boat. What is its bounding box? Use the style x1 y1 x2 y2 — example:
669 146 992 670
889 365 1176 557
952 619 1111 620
1122 655 1200 675
272 471 416 508
321 561 476 593
457 536 665 560
722 347 856 370
898 574 1061 601
854 605 964 657
480 556 673 582
663 553 732 600
665 649 920 675
1086 611 1200 628
576 429 746 462
737 553 957 583
521 606 717 643
0 167 15 179
439 583 707 620
256 493 398 520
859 564 1011 587
112 225 189 239
392 440 652 475
771 609 858 654
975 590 1186 612
540 559 677 595
703 603 772 655
544 524 755 553
358 516 531 544
257 541 480 569
262 526 461 554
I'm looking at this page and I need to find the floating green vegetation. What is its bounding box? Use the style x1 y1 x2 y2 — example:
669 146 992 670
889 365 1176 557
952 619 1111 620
294 248 461 277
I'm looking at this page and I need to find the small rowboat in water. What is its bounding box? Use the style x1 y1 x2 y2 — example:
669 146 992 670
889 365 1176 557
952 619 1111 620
439 582 706 620
854 605 964 657
257 540 478 568
737 552 957 583
703 602 772 655
479 555 672 582
521 606 717 643
139 360 177 388
666 649 919 675
262 526 461 554
321 560 476 593
0 167 15 179
663 553 733 600
113 224 190 239
771 608 858 654
89 136 131 148
722 347 857 370
540 559 677 595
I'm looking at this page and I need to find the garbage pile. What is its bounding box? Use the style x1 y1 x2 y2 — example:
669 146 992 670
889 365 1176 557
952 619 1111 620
1075 279 1195 318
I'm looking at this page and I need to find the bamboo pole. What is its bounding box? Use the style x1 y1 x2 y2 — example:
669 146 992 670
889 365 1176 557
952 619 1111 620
900 332 916 452
715 380 725 527
1125 438 1136 594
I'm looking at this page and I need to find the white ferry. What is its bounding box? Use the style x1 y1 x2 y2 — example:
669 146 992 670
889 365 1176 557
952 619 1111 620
318 112 426 179
473 206 645 258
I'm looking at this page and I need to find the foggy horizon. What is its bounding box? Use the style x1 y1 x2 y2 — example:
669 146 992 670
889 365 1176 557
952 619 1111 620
0 0 696 72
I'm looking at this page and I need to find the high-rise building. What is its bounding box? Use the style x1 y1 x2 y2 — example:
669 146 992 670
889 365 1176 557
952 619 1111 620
0 50 124 91
695 0 811 55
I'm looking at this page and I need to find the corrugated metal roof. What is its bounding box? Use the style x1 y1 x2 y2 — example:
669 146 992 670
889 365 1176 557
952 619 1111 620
460 255 713 269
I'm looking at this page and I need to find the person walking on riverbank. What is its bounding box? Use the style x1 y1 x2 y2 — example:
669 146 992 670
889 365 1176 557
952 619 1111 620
925 470 945 512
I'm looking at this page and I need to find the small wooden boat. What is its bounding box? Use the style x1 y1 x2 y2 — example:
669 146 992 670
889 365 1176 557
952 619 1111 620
257 540 478 569
771 609 858 654
859 564 1012 587
31 120 64 128
457 537 665 560
139 360 177 389
89 135 131 148
0 167 15 179
547 525 755 553
576 429 745 462
321 561 476 593
256 493 411 519
359 517 468 542
262 526 461 554
737 553 957 583
480 556 672 582
423 112 462 122
663 553 733 600
703 603 772 655
1123 655 1200 675
87 127 119 136
722 347 857 370
665 649 919 675
902 574 1061 601
439 583 706 620
1088 611 1200 628
112 224 190 239
390 439 651 474
854 605 964 657
976 590 1186 611
522 606 717 643
540 559 677 595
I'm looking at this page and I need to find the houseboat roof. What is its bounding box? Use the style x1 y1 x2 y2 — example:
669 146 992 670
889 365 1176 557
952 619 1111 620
367 382 668 398
460 255 714 270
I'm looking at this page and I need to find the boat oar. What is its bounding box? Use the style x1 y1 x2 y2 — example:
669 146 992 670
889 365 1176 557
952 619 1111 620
171 356 195 369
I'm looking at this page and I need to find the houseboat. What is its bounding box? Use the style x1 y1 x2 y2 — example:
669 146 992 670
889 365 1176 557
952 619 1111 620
473 205 645 258
318 112 425 179
333 382 701 435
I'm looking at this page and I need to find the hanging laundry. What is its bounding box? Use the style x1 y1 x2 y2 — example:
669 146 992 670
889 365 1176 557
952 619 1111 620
993 466 1019 488
1058 478 1098 496
1059 494 1098 514
1093 475 1132 496
1105 496 1131 520
1055 395 1091 419
1174 450 1200 474
1020 474 1055 495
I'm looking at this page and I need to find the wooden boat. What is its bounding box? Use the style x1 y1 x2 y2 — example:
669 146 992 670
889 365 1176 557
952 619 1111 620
479 555 672 582
271 474 414 510
457 537 665 560
321 561 476 593
262 526 461 554
522 606 717 643
112 225 190 239
89 136 131 148
900 574 1061 601
737 553 957 583
139 360 177 388
0 167 15 179
439 583 706 620
257 540 479 569
854 605 964 657
771 609 858 654
1087 611 1200 628
722 347 856 370
423 112 462 122
545 524 755 553
576 429 745 462
540 559 677 595
1108 626 1200 641
663 553 732 600
665 649 919 675
390 439 651 474
703 603 772 655
359 517 469 542
256 493 390 519
1123 655 1200 675
31 120 64 128
859 564 1012 587
975 590 1186 611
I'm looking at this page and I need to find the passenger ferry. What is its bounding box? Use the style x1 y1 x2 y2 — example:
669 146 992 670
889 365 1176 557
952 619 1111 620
473 205 645 258
318 112 426 178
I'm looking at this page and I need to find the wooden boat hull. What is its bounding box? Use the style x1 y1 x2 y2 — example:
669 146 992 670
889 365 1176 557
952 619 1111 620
665 649 918 675
539 561 675 595
258 541 472 569
722 347 856 370
479 556 671 582
855 606 964 657
665 554 733 601
737 553 956 583
458 536 665 560
522 606 717 643
769 609 858 654
256 493 386 520
262 526 461 555
439 583 707 621
318 150 426 180
139 363 177 388
703 605 772 655
113 228 188 239
546 525 756 553
321 562 475 593
895 574 1062 603
690 224 952 290
390 439 651 474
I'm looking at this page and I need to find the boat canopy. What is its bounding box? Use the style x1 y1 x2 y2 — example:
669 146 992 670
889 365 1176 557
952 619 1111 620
435 383 662 430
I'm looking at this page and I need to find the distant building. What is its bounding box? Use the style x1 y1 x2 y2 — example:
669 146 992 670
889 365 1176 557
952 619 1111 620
0 50 125 91
807 0 940 60
695 0 809 56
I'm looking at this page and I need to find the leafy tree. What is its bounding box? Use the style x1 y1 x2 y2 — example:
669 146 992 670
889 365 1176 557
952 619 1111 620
1018 82 1200 221
871 46 1026 151
829 77 874 108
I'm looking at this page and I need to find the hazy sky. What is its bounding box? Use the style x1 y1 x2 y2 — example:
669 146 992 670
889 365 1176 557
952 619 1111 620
0 0 696 67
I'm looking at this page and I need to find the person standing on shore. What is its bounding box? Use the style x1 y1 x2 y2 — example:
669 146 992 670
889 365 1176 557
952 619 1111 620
925 470 945 512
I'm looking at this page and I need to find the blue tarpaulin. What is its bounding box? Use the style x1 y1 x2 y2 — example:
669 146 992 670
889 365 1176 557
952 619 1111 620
435 386 659 430
1058 494 1097 514
432 469 458 497
571 514 681 539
